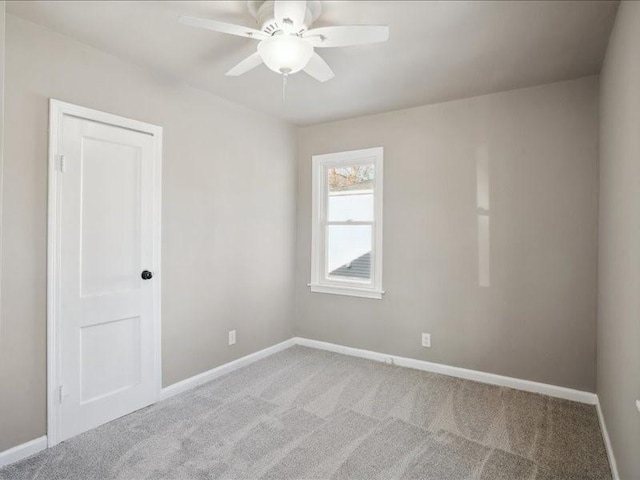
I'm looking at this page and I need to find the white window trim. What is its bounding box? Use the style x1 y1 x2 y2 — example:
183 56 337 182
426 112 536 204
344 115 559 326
309 147 384 299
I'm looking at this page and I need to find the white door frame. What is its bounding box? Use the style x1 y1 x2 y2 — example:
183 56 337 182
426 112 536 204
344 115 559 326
47 99 163 447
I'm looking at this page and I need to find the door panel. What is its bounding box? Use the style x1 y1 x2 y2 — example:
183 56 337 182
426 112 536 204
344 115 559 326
80 136 141 297
80 316 141 403
54 109 160 443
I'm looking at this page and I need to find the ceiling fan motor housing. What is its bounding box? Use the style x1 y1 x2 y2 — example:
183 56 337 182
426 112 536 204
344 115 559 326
247 0 322 35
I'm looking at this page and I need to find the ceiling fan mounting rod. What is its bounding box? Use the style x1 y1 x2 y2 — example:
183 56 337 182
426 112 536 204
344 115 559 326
249 0 322 34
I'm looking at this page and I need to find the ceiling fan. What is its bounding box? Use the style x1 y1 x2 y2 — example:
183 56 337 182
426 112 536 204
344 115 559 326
179 0 389 83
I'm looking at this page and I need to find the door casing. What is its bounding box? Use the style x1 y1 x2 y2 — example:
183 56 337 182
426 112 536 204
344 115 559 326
47 99 163 447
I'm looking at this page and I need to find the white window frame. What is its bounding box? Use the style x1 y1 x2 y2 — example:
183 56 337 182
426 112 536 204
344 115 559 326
309 147 384 299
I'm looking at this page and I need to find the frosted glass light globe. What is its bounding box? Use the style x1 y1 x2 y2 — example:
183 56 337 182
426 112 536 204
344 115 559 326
258 35 313 75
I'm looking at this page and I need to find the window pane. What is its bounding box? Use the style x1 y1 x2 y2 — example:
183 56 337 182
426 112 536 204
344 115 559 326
327 225 372 280
328 165 374 221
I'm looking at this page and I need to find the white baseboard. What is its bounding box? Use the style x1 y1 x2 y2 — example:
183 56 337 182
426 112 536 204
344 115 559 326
161 336 597 405
0 436 47 468
596 400 620 480
159 338 297 401
293 337 598 405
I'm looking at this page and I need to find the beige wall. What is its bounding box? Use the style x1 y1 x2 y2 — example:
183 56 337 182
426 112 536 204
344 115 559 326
597 2 640 478
0 16 297 451
295 76 599 392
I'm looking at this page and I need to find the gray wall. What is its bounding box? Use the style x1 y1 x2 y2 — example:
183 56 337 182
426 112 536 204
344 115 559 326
597 2 640 478
295 76 599 392
0 15 297 451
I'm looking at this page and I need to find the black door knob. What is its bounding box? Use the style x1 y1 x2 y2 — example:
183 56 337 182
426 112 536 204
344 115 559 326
141 270 153 280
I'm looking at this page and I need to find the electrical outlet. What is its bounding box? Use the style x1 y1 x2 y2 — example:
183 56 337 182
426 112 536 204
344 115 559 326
228 330 236 346
636 400 640 414
422 333 431 348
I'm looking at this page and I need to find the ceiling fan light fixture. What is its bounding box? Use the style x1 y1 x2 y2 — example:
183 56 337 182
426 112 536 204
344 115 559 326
258 35 313 75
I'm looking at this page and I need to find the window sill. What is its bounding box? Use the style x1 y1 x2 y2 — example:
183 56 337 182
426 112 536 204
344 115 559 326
308 283 384 300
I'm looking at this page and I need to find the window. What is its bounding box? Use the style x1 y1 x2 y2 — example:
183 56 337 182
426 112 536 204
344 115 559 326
310 147 384 299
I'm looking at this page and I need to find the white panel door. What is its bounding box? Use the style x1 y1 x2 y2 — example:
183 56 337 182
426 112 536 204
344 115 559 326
52 104 161 443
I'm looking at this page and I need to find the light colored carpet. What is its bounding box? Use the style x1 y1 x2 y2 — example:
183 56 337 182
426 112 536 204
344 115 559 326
0 345 611 480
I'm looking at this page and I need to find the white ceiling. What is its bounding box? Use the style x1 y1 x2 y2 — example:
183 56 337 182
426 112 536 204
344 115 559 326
7 1 618 125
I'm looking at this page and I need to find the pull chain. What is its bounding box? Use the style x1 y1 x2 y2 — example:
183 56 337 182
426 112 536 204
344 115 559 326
282 73 288 101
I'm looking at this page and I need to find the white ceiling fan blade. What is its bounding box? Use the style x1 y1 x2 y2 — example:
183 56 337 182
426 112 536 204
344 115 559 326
303 53 334 82
179 16 267 40
304 25 389 48
274 0 307 33
226 52 263 76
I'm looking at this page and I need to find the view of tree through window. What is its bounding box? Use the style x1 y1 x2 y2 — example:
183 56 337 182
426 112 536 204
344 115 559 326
328 165 375 192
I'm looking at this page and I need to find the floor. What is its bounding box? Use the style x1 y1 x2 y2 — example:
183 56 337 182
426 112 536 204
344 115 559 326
0 346 611 480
